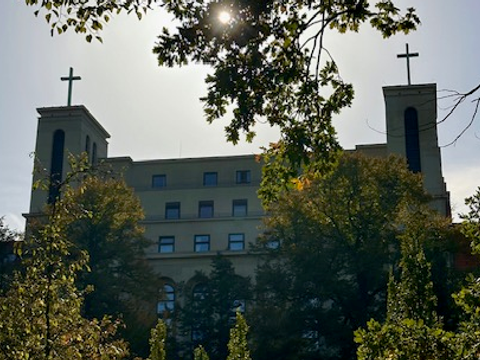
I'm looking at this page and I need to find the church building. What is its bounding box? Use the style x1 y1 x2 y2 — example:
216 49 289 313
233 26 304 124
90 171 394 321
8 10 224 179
25 56 450 317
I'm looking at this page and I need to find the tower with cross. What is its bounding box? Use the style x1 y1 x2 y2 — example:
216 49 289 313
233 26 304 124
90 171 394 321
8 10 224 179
29 65 110 211
381 44 449 216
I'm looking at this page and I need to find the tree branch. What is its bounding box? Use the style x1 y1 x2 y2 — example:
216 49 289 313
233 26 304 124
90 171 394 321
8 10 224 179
438 83 480 146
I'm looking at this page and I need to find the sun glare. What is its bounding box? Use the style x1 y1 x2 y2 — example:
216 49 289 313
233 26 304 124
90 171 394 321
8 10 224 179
218 11 231 24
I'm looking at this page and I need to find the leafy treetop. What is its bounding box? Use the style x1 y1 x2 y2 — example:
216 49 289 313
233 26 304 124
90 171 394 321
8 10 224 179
24 0 420 186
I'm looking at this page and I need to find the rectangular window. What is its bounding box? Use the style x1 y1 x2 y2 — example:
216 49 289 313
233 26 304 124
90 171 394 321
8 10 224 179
198 201 214 218
194 235 210 252
158 236 175 253
157 284 175 316
232 199 248 217
203 172 218 186
229 233 245 251
236 170 251 184
152 174 166 188
266 239 280 250
165 202 180 219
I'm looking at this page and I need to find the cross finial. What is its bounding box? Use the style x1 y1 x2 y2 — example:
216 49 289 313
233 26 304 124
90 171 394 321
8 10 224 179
397 43 419 85
60 67 81 106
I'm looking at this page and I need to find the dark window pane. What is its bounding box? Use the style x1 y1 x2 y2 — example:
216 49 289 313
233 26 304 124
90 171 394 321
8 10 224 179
193 283 208 301
165 202 180 219
85 135 91 154
159 236 175 253
232 199 247 217
199 201 214 218
203 172 218 186
194 235 210 252
49 129 65 204
152 174 167 188
236 170 251 184
229 233 245 251
157 284 175 315
92 143 98 164
404 107 421 173
266 240 280 250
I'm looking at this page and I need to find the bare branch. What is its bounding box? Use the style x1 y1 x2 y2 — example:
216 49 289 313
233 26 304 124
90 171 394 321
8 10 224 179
438 83 480 146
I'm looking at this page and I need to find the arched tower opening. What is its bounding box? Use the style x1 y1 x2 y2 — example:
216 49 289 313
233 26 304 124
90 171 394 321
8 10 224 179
404 107 421 173
48 129 65 204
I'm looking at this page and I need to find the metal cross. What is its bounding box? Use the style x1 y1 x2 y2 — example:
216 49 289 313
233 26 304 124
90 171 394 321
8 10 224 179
397 43 419 85
60 67 81 106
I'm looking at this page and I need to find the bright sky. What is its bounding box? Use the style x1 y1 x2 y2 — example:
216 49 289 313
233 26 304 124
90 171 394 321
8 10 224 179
1 0 479 231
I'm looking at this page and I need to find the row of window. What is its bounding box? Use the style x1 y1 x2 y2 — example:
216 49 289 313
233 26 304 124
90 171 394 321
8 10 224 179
152 170 251 188
157 284 246 320
159 233 246 253
164 199 248 219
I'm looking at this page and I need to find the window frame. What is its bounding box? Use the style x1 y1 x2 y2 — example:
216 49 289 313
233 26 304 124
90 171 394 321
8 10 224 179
192 283 209 301
158 236 175 254
203 172 218 186
165 202 181 219
157 284 175 316
266 239 280 250
235 170 251 184
152 174 167 188
198 201 214 218
232 199 248 217
194 234 210 252
228 233 245 251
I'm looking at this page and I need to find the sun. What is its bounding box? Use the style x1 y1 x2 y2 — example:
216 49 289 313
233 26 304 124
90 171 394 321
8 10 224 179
218 11 231 24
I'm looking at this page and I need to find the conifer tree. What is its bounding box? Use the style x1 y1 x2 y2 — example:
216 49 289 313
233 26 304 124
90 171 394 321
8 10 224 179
355 209 454 360
226 313 251 360
194 346 210 360
148 320 167 360
453 187 480 360
179 256 251 360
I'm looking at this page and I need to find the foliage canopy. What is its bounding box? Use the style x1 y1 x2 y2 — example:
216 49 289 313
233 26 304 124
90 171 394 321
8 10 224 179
252 152 451 360
0 162 129 360
23 0 420 187
179 256 252 360
355 186 480 360
55 169 161 357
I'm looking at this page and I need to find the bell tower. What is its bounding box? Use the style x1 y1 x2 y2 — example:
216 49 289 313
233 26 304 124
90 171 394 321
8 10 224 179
28 105 110 214
383 83 450 217
382 44 450 217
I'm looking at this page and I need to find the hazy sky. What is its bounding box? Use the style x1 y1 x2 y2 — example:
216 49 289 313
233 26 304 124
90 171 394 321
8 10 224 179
1 0 479 230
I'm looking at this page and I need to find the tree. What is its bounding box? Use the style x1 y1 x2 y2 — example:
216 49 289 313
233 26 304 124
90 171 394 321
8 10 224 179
453 187 480 359
226 313 251 360
355 212 455 360
194 346 210 360
145 312 251 360
252 152 452 360
53 162 161 357
178 256 252 360
23 0 419 187
354 187 480 360
0 218 21 292
0 179 129 359
148 320 167 360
